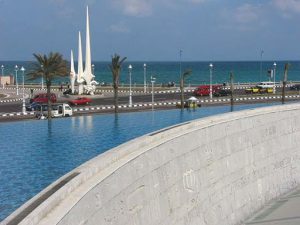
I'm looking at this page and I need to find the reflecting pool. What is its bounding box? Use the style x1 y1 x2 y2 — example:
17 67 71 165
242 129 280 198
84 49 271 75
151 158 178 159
0 103 278 221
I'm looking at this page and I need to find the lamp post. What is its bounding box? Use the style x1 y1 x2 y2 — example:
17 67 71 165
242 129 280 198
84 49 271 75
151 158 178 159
151 76 156 110
260 50 264 81
179 49 182 81
41 64 44 89
128 64 132 107
21 66 26 113
1 65 4 76
92 64 95 75
209 63 213 99
273 62 276 94
143 63 147 93
15 65 19 95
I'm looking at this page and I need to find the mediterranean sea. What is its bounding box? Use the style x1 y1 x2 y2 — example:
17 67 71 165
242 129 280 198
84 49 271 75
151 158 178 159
1 61 299 85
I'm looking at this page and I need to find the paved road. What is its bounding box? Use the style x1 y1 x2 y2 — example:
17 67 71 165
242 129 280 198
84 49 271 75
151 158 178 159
0 87 298 113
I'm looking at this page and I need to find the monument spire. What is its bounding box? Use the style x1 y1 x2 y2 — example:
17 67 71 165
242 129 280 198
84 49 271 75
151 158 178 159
84 5 94 84
70 50 76 93
77 31 84 94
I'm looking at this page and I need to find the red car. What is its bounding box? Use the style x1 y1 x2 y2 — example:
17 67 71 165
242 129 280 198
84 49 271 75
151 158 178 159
68 97 92 105
30 93 57 103
193 85 222 96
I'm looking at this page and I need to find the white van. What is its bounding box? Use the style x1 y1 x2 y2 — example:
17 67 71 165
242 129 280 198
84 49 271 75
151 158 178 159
35 103 73 118
257 82 274 89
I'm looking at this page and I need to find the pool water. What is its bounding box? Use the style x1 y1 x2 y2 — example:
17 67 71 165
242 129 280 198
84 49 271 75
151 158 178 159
0 103 278 221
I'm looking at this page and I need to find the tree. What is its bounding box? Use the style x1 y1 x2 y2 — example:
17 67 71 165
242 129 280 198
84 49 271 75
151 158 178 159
180 69 192 109
282 63 290 104
109 54 127 113
28 52 68 119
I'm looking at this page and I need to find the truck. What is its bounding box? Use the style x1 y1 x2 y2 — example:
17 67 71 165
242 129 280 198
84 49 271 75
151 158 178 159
35 103 73 119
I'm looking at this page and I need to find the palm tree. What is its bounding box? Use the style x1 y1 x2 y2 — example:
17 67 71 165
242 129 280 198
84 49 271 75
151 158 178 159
282 63 290 104
180 69 192 109
109 54 127 113
28 52 68 119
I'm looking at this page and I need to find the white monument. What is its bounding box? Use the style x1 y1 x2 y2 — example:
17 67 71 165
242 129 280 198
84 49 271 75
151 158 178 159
70 6 98 95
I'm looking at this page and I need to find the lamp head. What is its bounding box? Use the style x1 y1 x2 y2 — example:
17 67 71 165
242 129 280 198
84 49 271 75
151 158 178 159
21 66 25 72
209 63 213 68
273 62 277 67
144 63 146 67
128 64 132 70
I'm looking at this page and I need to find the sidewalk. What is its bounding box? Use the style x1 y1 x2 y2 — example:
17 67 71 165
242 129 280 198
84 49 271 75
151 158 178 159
245 186 300 225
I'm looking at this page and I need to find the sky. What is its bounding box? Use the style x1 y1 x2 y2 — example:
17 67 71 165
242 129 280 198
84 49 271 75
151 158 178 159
0 0 300 61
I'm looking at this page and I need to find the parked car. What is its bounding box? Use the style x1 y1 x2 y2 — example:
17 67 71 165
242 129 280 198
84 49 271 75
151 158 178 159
68 97 92 105
25 102 41 111
193 85 222 96
30 93 57 104
290 84 300 91
245 86 273 94
213 89 232 97
257 81 274 89
63 88 72 95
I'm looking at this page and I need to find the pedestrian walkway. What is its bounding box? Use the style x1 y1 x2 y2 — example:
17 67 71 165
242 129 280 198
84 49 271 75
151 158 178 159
245 186 300 225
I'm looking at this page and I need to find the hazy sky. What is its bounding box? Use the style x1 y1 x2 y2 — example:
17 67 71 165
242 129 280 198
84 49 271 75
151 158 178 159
0 0 300 61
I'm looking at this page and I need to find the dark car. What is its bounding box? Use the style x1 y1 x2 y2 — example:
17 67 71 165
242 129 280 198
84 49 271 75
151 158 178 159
25 102 41 111
63 88 72 95
213 89 232 97
290 84 300 91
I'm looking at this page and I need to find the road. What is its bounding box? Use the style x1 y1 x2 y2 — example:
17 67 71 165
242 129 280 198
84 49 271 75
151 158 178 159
0 87 298 113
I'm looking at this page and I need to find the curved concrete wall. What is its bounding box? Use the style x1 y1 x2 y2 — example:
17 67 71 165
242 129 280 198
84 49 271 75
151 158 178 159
4 104 300 225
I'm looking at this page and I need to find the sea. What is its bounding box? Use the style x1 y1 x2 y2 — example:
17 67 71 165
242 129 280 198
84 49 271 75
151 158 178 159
0 61 300 86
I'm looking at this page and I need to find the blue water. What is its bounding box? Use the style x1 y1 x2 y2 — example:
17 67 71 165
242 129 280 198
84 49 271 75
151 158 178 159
0 103 279 221
1 61 300 86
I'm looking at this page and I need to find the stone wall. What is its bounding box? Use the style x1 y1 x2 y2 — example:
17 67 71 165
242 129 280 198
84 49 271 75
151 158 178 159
4 104 300 225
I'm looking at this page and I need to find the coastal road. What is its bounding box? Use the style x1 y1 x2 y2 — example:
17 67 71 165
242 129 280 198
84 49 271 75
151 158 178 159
0 92 193 113
0 88 297 113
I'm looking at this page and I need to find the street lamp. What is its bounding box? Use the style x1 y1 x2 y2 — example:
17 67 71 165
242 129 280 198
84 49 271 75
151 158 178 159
209 63 213 99
1 65 4 76
41 64 44 89
143 63 147 93
151 76 156 110
15 65 19 95
260 50 264 82
128 64 132 107
21 66 26 113
179 50 182 80
273 62 276 94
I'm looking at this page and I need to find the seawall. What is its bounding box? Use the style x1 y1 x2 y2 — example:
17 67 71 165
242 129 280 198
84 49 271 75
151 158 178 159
3 103 300 225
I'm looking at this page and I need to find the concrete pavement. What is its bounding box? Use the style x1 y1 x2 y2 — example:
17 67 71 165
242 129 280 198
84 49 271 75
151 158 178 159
245 186 300 225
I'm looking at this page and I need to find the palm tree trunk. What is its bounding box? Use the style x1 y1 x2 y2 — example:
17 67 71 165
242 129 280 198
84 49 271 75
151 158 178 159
47 84 52 120
114 85 118 113
180 78 184 109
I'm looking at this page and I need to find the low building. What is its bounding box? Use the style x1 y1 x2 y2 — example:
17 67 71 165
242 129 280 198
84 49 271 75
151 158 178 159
0 75 14 85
